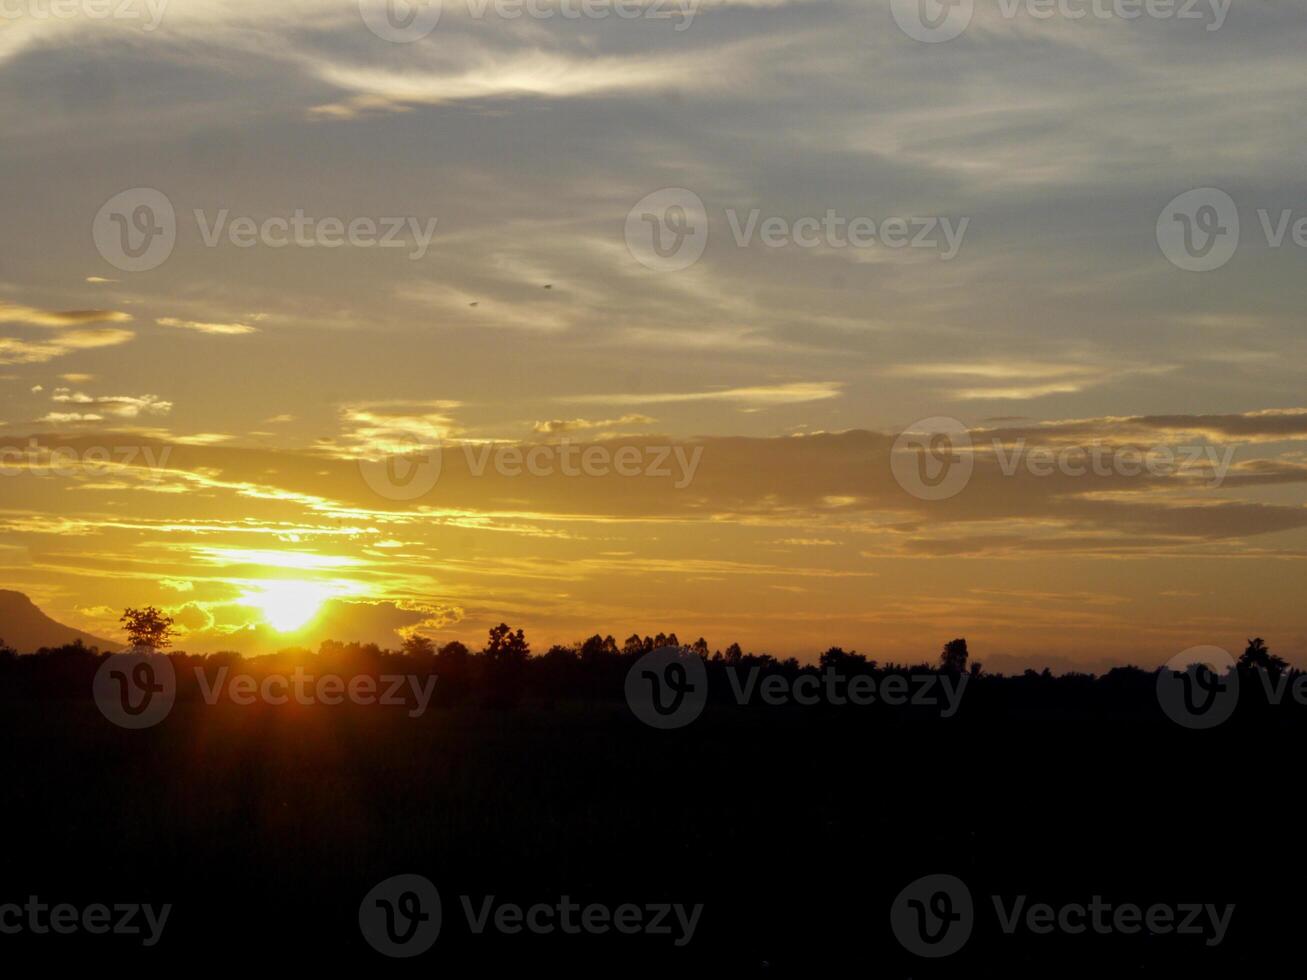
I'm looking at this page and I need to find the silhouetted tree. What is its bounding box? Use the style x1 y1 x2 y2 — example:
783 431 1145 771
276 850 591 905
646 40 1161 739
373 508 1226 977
436 640 471 688
579 634 618 661
1238 637 1287 675
120 607 175 651
438 640 470 663
940 637 969 674
484 623 530 666
318 640 383 669
691 637 709 658
401 634 436 659
819 646 869 671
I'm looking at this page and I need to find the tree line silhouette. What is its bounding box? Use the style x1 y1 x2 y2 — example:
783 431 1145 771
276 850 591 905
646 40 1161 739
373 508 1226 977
0 607 1297 721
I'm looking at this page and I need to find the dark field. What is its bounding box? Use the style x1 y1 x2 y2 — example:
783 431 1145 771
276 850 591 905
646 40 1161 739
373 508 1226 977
0 685 1295 973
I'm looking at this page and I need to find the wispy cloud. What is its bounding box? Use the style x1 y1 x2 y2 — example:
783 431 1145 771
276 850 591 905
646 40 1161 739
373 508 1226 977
156 317 258 336
563 382 844 407
0 329 135 366
533 415 655 434
0 303 131 328
319 400 463 458
50 389 172 419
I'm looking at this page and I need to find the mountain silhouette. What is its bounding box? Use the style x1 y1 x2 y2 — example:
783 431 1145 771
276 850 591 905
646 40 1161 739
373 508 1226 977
0 590 119 653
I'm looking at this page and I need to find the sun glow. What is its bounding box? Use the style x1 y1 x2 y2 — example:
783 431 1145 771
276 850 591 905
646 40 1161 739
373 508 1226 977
244 580 338 633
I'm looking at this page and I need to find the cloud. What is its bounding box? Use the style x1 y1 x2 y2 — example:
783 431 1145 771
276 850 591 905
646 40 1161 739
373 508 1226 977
51 390 172 419
978 410 1307 446
27 406 1300 556
156 317 258 336
533 414 655 434
562 382 844 408
320 401 463 458
0 329 135 365
0 303 132 327
0 302 136 364
3 407 1305 663
306 37 773 114
37 412 104 424
889 361 1175 401
122 429 234 446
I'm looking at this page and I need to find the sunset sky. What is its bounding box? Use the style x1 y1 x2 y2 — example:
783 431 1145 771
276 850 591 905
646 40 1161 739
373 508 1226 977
1 1 1305 671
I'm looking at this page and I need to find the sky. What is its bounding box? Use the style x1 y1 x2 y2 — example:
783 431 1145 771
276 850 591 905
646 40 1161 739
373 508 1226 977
1 0 1305 671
